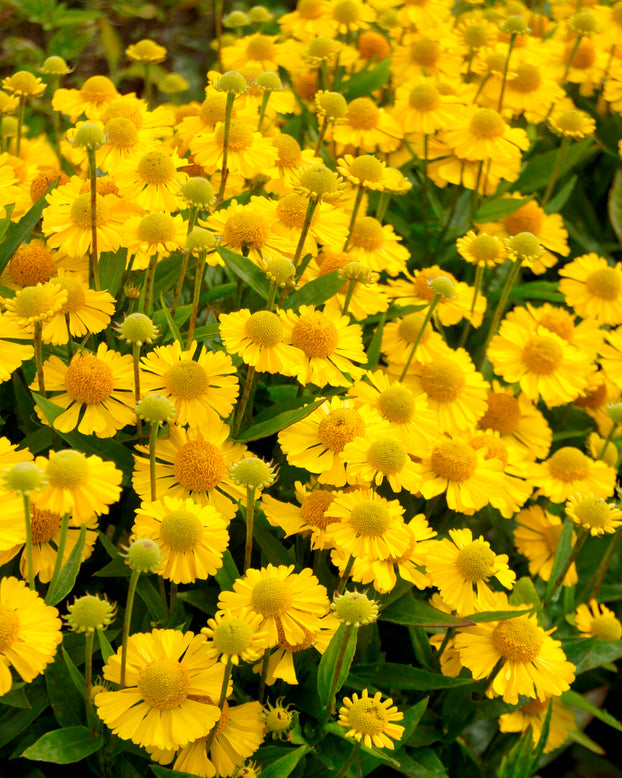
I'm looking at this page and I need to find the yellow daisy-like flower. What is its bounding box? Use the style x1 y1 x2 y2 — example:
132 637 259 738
2 71 46 98
261 482 340 551
114 146 188 212
499 697 576 754
337 154 391 191
278 0 335 41
282 303 366 387
96 629 225 750
457 231 507 268
345 216 409 276
443 105 529 164
201 608 268 665
575 600 622 640
600 326 622 386
140 341 239 428
132 422 246 521
219 309 304 378
32 343 135 438
514 505 578 586
35 449 123 523
454 592 575 704
331 97 403 154
549 105 596 139
190 118 279 179
338 690 404 750
53 75 120 121
425 528 516 616
124 211 188 269
126 38 167 64
2 281 67 328
268 191 350 255
0 576 62 695
559 253 622 325
527 449 616 504
218 564 330 647
565 493 622 536
96 117 157 174
132 496 229 584
522 301 603 360
0 314 34 382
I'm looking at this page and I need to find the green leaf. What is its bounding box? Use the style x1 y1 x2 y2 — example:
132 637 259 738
215 549 239 591
573 638 622 674
283 271 344 310
0 679 48 748
94 557 131 577
45 654 84 727
151 766 200 778
567 728 606 755
466 608 531 623
497 730 535 778
137 575 167 621
45 525 86 606
530 697 553 770
217 246 269 300
545 173 577 214
396 698 429 749
0 193 52 274
380 592 475 628
159 291 183 343
97 629 115 663
343 58 391 100
543 519 574 601
509 281 564 303
322 724 401 768
236 398 325 442
99 249 127 295
353 663 474 691
514 138 595 194
474 197 530 223
364 311 386 370
317 624 358 707
258 744 311 778
0 683 30 709
254 514 295 567
608 167 622 246
98 530 122 560
394 748 449 777
509 577 541 609
22 726 103 764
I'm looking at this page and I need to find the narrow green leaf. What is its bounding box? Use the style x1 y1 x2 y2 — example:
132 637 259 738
0 192 53 273
474 197 530 222
45 525 86 606
137 575 167 621
514 139 595 193
530 699 553 771
393 748 448 777
99 249 127 295
323 724 401 767
395 697 428 749
566 728 606 755
543 520 574 601
254 515 295 567
97 530 122 560
381 593 475 628
317 624 358 707
608 167 622 245
545 173 577 214
353 663 474 691
258 744 311 778
343 58 391 100
62 648 86 698
215 549 239 591
97 629 115 663
365 311 386 370
217 246 269 299
498 730 535 778
0 683 30 709
151 766 199 778
45 654 84 727
509 281 564 303
22 726 103 764
159 291 183 343
283 271 344 310
236 398 325 442
467 608 531 623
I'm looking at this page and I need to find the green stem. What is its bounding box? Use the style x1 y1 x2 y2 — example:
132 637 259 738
149 421 161 502
120 568 141 689
422 133 429 247
186 249 207 348
133 343 143 443
398 293 441 382
476 257 522 370
85 629 94 719
216 92 236 204
582 528 622 602
33 321 46 397
293 197 319 267
143 253 158 316
65 314 73 361
435 627 454 664
206 656 233 751
22 492 35 589
171 249 190 317
496 34 516 114
257 91 271 132
47 512 70 602
598 426 616 460
258 647 271 703
561 34 583 85
335 740 361 778
232 365 256 438
215 0 224 72
542 526 588 609
323 624 355 721
314 116 328 157
341 279 358 316
244 486 256 572
336 555 355 595
375 191 390 222
343 186 364 251
87 147 100 290
541 136 570 208
266 281 278 311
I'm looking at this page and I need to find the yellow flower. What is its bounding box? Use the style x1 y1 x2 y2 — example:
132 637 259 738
201 608 268 665
345 216 409 276
499 697 576 754
2 281 67 327
114 146 188 212
124 212 188 269
338 690 404 750
527 449 616 504
126 39 167 63
457 231 507 268
559 253 622 325
565 494 622 536
0 314 34 382
443 105 529 164
2 71 46 98
52 75 120 121
514 505 578 586
331 97 403 154
261 481 340 551
575 600 622 640
549 105 596 139
191 118 279 179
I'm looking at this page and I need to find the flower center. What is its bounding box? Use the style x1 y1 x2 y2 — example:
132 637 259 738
538 310 574 341
414 268 456 301
104 117 139 148
215 119 254 151
467 234 502 264
200 93 229 125
397 312 432 344
138 212 176 245
350 216 385 251
246 35 276 60
334 0 360 23
564 38 595 69
575 381 607 410
348 155 384 184
212 617 254 655
164 360 209 400
138 659 190 710
14 284 57 320
409 80 441 112
9 244 55 287
509 63 541 93
542 523 563 555
274 134 302 168
80 75 117 103
244 310 284 347
30 506 62 544
367 437 407 474
420 359 466 402
159 508 204 551
64 354 115 404
470 433 508 466
569 495 610 527
456 540 496 582
317 408 365 452
137 150 176 185
358 32 391 61
251 577 293 616
522 335 563 374
492 617 543 663
70 192 108 229
349 500 391 536
173 441 227 491
291 312 339 357
276 192 317 228
347 98 380 130
478 392 521 434
430 439 477 482
377 385 415 423
300 490 338 529
30 169 68 203
470 108 505 139
0 605 19 653
298 0 324 18
586 267 622 300
101 99 143 128
347 697 390 736
462 21 490 49
548 447 589 481
410 37 440 67
223 211 270 249
47 450 90 488
590 614 622 641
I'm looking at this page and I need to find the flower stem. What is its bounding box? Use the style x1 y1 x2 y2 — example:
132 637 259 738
476 257 522 370
542 526 588 609
323 624 355 721
232 365 256 438
149 421 161 502
143 252 159 316
335 740 361 778
22 492 35 589
216 92 236 205
120 568 141 689
86 147 100 290
84 629 94 719
186 248 207 348
314 116 328 156
496 34 517 114
561 34 583 85
398 292 441 382
144 63 152 110
16 95 25 156
244 486 256 572
258 648 271 703
341 279 357 316
582 528 622 602
266 281 278 311
206 656 232 751
133 342 143 443
336 555 355 595
541 136 570 208
47 512 70 603
257 91 271 132
343 186 364 251
598 426 616 459
293 197 319 267
33 321 46 397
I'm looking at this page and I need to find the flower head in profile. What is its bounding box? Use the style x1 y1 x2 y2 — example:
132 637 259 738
499 697 576 754
575 600 622 640
338 689 404 750
126 39 167 64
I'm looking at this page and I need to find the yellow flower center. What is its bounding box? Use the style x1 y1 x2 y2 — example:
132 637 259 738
564 38 595 69
70 192 108 229
522 697 549 716
0 605 19 652
333 0 360 23
420 358 466 402
470 108 505 139
348 155 384 184
212 617 254 655
138 659 190 709
104 117 139 148
509 63 542 94
538 310 575 341
298 165 342 198
569 495 610 527
164 360 209 400
431 439 477 482
223 211 270 249
265 705 294 731
542 523 563 555
14 284 57 320
47 449 90 488
377 385 415 423
575 381 607 410
317 408 365 452
555 110 588 135
215 119 254 151
590 614 622 641
64 354 115 404
57 276 86 313
138 212 176 246
30 168 68 203
462 21 490 49
586 266 622 300
470 433 508 466
276 192 317 228
548 447 589 481
521 335 563 374
30 506 62 544
367 437 407 474
358 32 391 61
350 500 391 536
291 312 339 357
300 490 338 529
395 314 431 346
244 310 283 347
159 508 204 551
349 216 385 251
479 392 521 434
9 244 55 287
408 82 440 111
137 150 176 185
492 617 543 663
456 540 496 582
200 93 229 125
80 75 117 103
466 234 502 264
307 37 339 60
246 35 276 61
347 98 380 130
173 441 227 491
410 37 440 68
274 134 302 168
298 0 324 18
347 696 390 736
101 99 143 128
251 576 293 616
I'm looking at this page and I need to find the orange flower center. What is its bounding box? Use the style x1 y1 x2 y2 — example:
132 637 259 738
414 268 456 301
350 216 385 251
215 119 254 151
420 359 466 402
564 38 595 69
300 490 338 529
377 385 415 423
0 605 20 652
70 193 108 229
492 617 543 663
548 447 589 481
410 37 440 68
138 659 190 709
347 98 380 129
479 392 521 434
538 309 575 341
317 408 365 452
430 438 477 482
276 192 317 228
298 0 324 18
358 32 391 61
246 35 276 61
101 99 143 128
80 76 117 103
521 335 563 374
470 108 505 139
64 354 115 404
509 63 541 93
164 359 209 400
291 312 339 357
274 134 302 168
470 433 508 466
223 211 270 249
585 266 622 299
173 441 227 491
31 506 62 544
9 244 55 287
503 201 544 236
